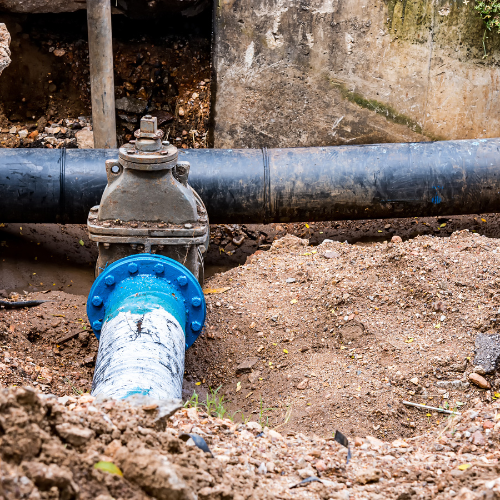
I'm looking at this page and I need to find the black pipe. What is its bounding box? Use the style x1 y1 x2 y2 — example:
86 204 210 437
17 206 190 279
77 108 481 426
1 139 500 224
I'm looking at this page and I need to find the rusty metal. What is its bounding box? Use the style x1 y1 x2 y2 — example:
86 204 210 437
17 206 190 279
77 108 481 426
87 0 117 149
88 115 209 282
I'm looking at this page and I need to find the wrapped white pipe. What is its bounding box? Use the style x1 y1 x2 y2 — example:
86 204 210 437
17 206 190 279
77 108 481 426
91 307 185 400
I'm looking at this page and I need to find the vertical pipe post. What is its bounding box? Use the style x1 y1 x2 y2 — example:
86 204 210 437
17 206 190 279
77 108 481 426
87 0 117 149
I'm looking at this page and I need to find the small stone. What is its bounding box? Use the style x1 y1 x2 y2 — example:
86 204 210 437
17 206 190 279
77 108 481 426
286 278 296 283
468 372 491 389
322 251 340 259
55 423 94 446
18 129 28 139
192 92 199 99
9 126 16 134
53 48 66 57
315 460 327 472
246 421 262 433
257 462 267 474
483 420 494 430
297 378 309 390
268 429 283 440
391 235 402 243
473 365 486 376
178 107 185 117
236 358 259 373
355 467 382 485
298 467 316 479
410 377 419 386
75 128 94 149
115 96 147 114
248 370 261 383
266 461 275 473
471 430 486 446
474 333 500 374
354 437 364 447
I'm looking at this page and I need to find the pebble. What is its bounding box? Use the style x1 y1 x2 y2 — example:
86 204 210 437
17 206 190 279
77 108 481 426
355 468 382 485
178 107 185 117
53 48 66 57
236 358 259 373
468 372 491 389
18 129 28 139
471 430 486 446
391 235 402 243
410 377 419 385
297 378 309 390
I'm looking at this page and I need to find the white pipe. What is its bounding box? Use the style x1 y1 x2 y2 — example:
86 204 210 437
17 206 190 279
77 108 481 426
91 307 185 400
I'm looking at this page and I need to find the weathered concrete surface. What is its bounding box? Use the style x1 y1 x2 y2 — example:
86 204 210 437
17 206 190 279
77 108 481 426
0 23 10 76
213 0 500 148
0 0 202 15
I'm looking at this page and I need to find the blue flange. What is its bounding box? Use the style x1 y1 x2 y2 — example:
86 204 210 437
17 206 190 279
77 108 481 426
86 254 206 348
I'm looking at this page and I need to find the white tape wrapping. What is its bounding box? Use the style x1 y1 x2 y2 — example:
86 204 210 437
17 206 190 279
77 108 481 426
91 307 185 400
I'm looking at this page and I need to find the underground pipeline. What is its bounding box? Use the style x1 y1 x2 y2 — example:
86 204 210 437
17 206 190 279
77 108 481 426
1 138 500 224
87 254 206 400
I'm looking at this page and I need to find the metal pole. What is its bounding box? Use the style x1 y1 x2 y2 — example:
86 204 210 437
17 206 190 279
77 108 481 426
87 0 117 149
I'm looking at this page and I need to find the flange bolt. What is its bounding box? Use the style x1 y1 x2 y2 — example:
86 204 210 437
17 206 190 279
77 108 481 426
191 297 202 307
104 275 115 286
191 321 202 332
154 263 165 274
92 296 103 307
128 263 138 274
177 275 188 287
92 320 103 331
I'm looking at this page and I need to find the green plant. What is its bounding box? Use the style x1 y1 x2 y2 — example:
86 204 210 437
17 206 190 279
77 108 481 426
475 1 500 57
257 396 276 427
204 385 229 419
184 390 201 409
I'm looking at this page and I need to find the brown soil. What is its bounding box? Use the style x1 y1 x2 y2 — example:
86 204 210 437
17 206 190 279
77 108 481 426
1 387 500 499
0 11 211 148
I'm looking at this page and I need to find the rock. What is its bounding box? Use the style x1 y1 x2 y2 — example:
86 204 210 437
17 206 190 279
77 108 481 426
257 462 267 474
248 370 261 383
315 460 327 472
0 23 11 76
53 48 66 57
246 421 262 433
55 423 95 446
322 251 340 259
355 467 382 484
115 96 147 114
298 467 316 479
472 365 486 375
236 358 259 373
474 333 500 374
454 488 476 500
468 372 491 389
266 461 275 473
22 461 79 497
268 429 283 440
0 0 88 13
178 107 185 117
354 437 364 447
115 445 196 500
391 235 402 243
75 128 94 149
286 278 296 283
410 377 419 386
297 378 309 390
471 430 486 446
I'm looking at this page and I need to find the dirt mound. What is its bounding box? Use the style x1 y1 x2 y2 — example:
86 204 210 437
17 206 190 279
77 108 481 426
189 230 500 440
1 387 500 499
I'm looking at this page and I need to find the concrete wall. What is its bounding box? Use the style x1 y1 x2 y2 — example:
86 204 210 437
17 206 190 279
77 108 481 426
213 0 500 148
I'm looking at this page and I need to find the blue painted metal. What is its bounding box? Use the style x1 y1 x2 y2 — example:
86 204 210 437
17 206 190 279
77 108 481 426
86 253 206 349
